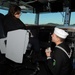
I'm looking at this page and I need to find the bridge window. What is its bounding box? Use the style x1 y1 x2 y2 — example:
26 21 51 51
70 12 75 26
0 9 36 25
0 9 66 26
39 12 65 26
0 9 8 15
20 13 36 25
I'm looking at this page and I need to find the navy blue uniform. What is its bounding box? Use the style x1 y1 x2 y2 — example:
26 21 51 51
47 42 73 75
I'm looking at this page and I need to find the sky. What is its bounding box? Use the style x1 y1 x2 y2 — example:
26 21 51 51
0 9 75 25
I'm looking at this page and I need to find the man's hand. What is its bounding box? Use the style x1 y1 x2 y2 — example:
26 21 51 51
45 47 52 57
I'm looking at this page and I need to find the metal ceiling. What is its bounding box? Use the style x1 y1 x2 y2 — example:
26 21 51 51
0 0 75 13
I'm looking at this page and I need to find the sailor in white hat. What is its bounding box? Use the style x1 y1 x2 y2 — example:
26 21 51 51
45 27 72 75
54 27 69 39
51 27 69 45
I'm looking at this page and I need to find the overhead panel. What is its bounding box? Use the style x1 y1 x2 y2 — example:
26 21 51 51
70 0 75 12
0 0 75 13
28 0 64 13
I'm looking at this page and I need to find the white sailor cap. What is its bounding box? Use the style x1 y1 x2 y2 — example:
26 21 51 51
54 27 69 39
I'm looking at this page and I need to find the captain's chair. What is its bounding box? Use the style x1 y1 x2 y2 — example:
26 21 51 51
5 29 29 63
0 29 40 75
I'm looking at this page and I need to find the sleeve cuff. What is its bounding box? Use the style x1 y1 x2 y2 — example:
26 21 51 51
47 57 51 60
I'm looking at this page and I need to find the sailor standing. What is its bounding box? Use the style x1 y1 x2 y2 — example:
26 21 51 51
45 27 73 75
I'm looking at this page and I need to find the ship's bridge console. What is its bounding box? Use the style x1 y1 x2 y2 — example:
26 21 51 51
26 26 75 61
